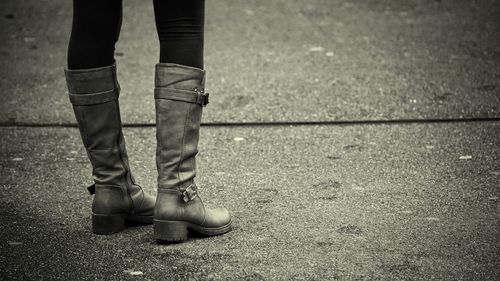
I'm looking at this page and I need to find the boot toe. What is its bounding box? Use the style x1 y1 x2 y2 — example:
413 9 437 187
125 192 155 224
204 207 231 228
134 192 156 216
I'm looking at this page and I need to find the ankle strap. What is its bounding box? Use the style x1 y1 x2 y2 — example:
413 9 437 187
158 183 199 202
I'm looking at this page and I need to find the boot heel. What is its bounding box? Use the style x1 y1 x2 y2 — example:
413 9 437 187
92 213 125 234
154 220 188 242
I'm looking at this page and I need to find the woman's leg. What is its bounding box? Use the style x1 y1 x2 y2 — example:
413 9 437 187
152 0 232 242
67 0 122 69
65 0 155 234
153 0 205 68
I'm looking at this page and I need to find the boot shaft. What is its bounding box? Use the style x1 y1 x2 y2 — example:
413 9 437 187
65 64 130 187
155 63 206 89
65 64 156 228
154 63 208 191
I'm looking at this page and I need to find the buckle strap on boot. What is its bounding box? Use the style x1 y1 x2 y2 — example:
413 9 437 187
182 184 198 202
65 63 120 106
157 183 199 202
155 88 209 107
68 89 118 105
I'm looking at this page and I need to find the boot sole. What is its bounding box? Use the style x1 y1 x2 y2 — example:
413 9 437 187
153 219 232 242
92 213 153 235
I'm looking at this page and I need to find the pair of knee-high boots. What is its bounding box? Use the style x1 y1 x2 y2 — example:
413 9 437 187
65 63 231 241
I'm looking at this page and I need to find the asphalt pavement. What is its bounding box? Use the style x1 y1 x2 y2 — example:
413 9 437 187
0 0 499 280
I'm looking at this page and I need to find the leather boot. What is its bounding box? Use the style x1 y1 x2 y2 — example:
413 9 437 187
65 63 155 234
153 63 232 242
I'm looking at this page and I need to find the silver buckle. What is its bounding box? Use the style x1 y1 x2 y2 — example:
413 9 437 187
182 184 198 202
194 88 209 107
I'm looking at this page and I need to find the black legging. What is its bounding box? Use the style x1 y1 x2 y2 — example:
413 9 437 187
67 0 204 70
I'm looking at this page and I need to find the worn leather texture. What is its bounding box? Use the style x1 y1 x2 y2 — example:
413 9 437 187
155 63 205 190
155 190 231 228
65 64 155 216
154 63 231 228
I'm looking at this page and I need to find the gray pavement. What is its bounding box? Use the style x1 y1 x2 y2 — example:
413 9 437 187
1 124 499 280
1 0 499 280
0 0 499 124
